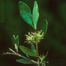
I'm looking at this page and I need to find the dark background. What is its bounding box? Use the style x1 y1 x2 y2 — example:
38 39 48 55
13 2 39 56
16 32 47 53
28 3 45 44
0 0 66 66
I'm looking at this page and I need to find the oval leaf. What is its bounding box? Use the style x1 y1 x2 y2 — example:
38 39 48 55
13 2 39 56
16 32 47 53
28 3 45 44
19 45 37 57
18 1 33 27
16 58 34 64
31 44 37 56
32 1 39 30
42 20 48 35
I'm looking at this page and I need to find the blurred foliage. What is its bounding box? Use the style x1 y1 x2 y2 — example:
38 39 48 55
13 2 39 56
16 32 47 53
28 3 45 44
0 0 66 66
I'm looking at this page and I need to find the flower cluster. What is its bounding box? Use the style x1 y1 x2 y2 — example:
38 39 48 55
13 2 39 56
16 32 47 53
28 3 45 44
25 30 44 44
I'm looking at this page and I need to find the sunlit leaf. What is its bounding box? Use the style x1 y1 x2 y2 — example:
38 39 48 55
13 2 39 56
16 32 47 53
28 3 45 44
18 1 33 27
19 45 37 57
32 1 39 30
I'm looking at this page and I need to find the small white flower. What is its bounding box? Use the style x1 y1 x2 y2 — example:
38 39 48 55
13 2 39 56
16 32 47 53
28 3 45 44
25 30 44 44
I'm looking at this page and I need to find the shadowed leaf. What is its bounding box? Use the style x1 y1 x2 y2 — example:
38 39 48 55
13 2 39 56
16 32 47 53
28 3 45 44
11 35 19 52
42 20 48 35
19 45 37 57
16 58 34 64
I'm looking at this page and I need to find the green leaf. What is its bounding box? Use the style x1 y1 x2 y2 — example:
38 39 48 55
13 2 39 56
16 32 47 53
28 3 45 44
31 44 37 56
39 55 46 63
11 34 19 45
19 45 37 57
42 20 48 35
16 58 34 64
18 1 33 27
32 1 39 30
11 35 19 52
